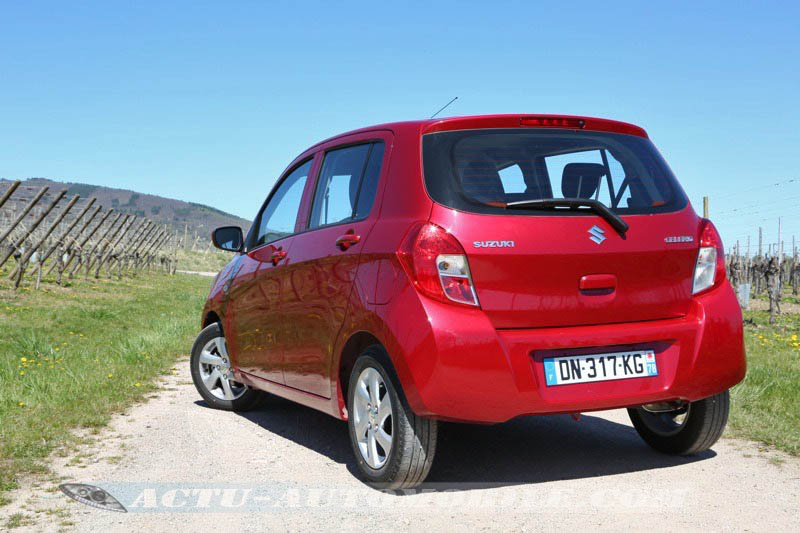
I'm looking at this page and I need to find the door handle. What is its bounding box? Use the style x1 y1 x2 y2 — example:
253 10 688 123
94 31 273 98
335 231 361 251
270 249 287 266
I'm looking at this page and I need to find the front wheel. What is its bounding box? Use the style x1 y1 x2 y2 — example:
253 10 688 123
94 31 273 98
628 390 730 455
347 347 437 489
190 323 262 411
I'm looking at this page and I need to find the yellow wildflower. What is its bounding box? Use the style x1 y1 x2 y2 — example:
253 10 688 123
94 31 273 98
107 374 113 379
19 371 25 376
20 357 27 362
18 402 25 408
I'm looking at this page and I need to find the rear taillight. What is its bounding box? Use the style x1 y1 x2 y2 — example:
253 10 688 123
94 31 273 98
397 222 479 307
692 219 726 295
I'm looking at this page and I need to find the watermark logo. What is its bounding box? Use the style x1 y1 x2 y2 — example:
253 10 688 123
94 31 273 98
53 483 690 513
59 483 127 513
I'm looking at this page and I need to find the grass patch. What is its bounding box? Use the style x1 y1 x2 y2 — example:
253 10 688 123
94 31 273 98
729 308 800 455
4 512 32 529
0 272 210 506
175 248 232 272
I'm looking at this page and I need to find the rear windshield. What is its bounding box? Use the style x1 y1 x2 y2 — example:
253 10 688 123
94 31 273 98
422 129 687 215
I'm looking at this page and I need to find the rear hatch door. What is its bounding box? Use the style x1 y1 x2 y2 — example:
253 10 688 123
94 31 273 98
422 124 700 329
430 205 699 329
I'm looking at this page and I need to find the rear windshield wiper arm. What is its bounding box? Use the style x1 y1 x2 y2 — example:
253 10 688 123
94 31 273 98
501 198 629 238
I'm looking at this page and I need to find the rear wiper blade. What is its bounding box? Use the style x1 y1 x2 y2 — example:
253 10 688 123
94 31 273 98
502 198 629 238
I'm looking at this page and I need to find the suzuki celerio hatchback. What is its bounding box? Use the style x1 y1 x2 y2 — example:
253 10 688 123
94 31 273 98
192 114 746 488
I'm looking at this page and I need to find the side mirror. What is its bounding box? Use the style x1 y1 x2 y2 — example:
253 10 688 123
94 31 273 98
211 226 243 252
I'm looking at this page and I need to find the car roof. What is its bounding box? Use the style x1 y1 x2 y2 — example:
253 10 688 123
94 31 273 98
307 114 648 150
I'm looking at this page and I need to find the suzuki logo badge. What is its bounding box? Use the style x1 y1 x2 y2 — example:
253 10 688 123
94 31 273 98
588 225 606 244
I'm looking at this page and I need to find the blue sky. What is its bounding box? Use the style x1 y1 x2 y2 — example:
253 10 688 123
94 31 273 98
2 1 799 252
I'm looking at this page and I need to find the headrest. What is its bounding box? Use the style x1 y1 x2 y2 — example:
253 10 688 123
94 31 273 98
561 163 605 199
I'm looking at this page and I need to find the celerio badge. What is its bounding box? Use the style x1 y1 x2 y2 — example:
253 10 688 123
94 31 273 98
588 225 606 244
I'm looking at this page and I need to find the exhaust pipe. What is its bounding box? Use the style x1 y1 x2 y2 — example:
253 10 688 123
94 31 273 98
641 400 688 413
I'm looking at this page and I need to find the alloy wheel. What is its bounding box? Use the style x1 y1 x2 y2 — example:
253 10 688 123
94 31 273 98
352 367 393 469
197 336 247 401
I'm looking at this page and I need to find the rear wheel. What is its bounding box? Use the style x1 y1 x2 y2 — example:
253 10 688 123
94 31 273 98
190 323 262 411
628 390 729 455
347 347 437 489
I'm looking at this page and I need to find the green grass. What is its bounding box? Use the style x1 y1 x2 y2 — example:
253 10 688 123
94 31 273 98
0 272 211 506
175 248 232 272
4 512 31 529
729 308 800 455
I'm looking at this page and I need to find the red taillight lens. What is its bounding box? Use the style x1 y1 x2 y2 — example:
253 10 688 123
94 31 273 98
397 223 479 307
693 219 726 295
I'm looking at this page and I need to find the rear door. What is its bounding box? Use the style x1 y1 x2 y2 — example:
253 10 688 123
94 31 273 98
281 135 388 396
424 128 700 329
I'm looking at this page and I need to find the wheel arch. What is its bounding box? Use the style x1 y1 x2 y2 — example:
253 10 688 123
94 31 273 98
203 310 222 331
338 331 384 407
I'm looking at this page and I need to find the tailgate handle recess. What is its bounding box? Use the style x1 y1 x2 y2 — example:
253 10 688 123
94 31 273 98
579 274 617 291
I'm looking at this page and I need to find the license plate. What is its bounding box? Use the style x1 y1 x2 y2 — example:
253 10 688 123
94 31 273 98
543 350 658 386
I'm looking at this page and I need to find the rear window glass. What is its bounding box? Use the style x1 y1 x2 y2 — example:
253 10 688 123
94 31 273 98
422 129 687 215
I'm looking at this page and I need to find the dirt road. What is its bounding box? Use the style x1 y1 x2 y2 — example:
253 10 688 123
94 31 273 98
6 360 799 531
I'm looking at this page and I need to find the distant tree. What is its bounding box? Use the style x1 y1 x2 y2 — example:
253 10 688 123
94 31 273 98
67 183 100 196
123 193 140 207
150 205 162 215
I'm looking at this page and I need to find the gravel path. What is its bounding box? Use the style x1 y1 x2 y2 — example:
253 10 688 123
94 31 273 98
6 360 799 532
175 270 217 277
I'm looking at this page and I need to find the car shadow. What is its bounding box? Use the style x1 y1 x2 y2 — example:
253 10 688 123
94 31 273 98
194 398 714 490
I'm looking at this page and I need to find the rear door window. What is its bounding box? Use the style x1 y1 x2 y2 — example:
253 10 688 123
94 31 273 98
422 129 687 215
308 142 385 229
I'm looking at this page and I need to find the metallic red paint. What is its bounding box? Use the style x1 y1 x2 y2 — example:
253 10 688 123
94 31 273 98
201 114 746 424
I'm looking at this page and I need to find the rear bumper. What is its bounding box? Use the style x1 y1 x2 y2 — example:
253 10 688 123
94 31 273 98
386 281 746 423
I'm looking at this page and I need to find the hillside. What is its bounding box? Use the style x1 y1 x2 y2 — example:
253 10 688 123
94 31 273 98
0 178 251 235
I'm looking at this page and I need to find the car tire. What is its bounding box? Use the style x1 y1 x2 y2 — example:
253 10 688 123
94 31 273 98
190 323 262 411
347 346 437 489
628 389 730 455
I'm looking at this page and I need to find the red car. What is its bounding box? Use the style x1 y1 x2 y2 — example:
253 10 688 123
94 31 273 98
191 114 746 488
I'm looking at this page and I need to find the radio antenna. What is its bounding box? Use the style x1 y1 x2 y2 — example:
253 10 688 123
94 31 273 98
430 96 458 119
